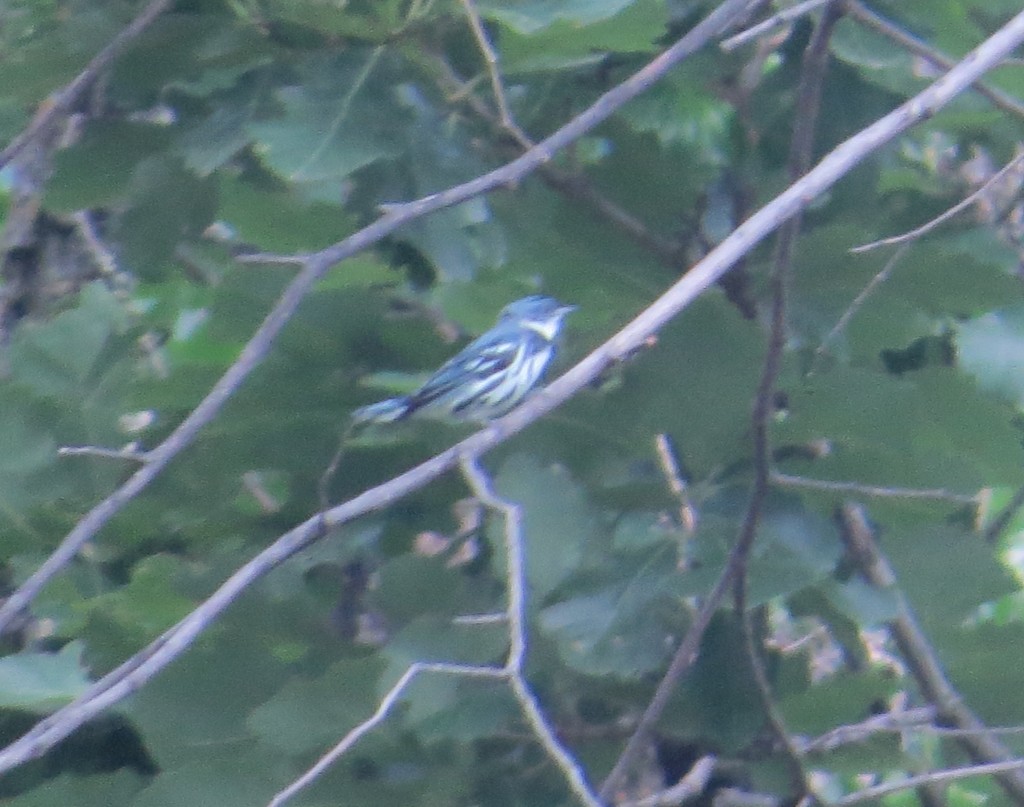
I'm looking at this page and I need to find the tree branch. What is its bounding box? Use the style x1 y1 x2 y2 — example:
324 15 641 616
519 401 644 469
3 7 1024 775
844 1 1024 120
0 0 758 638
838 503 1024 802
0 0 175 170
731 5 842 799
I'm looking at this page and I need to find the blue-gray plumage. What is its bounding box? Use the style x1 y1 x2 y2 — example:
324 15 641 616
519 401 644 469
353 295 576 424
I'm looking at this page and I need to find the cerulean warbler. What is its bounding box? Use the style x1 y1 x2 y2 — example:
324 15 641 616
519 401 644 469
353 295 575 424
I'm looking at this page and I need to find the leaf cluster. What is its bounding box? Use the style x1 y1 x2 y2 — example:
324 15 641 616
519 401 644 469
1 1 1024 806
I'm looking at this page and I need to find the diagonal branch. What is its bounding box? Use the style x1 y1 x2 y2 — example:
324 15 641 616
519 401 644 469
844 0 1024 120
839 503 1024 802
0 0 758 637
0 0 175 170
2 6 1024 776
267 456 603 807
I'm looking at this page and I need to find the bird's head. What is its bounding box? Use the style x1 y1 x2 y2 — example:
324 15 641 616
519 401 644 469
500 295 576 341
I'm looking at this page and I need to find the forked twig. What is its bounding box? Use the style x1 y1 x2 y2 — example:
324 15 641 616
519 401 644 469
852 150 1024 253
3 7 1024 776
269 455 603 807
0 0 757 639
720 0 833 51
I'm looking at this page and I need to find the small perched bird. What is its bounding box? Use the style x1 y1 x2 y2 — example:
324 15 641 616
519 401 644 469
353 295 576 424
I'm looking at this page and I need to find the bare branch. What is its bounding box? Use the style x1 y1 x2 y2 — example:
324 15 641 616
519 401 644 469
431 55 687 268
0 0 758 638
3 8 1024 774
267 662 506 807
0 0 174 170
772 472 976 504
458 0 530 143
731 7 842 800
839 503 1024 802
852 150 1024 252
270 456 603 807
461 456 602 806
721 0 834 51
58 445 149 463
981 482 1024 544
814 242 910 361
845 1 1024 120
799 706 937 754
654 434 698 534
831 758 1024 807
624 756 717 807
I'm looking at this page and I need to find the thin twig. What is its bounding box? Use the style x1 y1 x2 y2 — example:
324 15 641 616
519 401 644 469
0 0 174 170
318 423 356 513
70 211 125 286
799 706 937 753
981 482 1024 544
839 503 1024 802
831 758 1024 807
624 756 717 807
272 456 605 807
772 472 976 504
0 0 758 639
721 0 834 51
431 55 686 267
814 242 910 360
461 456 602 807
802 708 1024 754
852 150 1024 252
731 7 842 799
654 434 698 533
3 9 1024 774
267 662 506 807
458 0 530 143
58 445 149 463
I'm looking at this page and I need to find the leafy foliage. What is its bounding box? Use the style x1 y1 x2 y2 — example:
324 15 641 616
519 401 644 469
1 1 1024 806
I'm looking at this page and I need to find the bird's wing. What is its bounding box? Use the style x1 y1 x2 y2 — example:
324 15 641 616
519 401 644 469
407 332 523 410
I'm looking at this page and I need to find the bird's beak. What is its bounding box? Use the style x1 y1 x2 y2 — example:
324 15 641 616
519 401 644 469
559 304 578 317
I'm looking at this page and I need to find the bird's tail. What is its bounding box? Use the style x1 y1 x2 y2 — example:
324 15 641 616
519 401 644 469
352 397 412 425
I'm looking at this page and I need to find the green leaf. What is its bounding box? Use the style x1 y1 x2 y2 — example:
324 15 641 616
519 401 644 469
81 555 195 643
619 67 733 155
2 771 146 807
124 605 292 766
110 14 272 103
414 684 519 741
248 50 405 184
539 547 682 677
45 121 173 212
829 17 921 97
369 555 476 624
217 176 357 254
129 755 279 807
380 616 509 724
662 614 764 752
8 283 124 399
495 0 667 73
491 455 597 601
247 656 386 754
958 307 1024 409
780 366 1024 493
480 0 639 35
0 641 91 712
746 497 842 606
114 156 218 278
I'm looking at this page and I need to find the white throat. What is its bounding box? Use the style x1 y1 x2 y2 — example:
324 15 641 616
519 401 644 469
522 319 560 341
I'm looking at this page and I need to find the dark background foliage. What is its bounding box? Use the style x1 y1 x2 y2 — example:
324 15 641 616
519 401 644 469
1 1 1024 805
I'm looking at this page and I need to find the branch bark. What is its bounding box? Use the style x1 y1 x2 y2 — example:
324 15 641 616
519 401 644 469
2 4 1024 780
